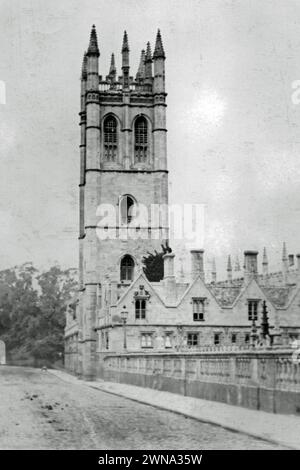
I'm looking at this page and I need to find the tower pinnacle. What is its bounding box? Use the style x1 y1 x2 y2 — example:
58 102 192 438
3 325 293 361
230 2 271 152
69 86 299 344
136 49 146 80
122 30 129 52
121 31 130 88
81 52 87 80
109 53 116 74
282 242 287 261
87 25 100 57
153 29 165 59
262 247 268 276
234 255 241 272
145 41 152 63
227 255 232 281
263 247 268 265
211 257 217 283
144 42 153 84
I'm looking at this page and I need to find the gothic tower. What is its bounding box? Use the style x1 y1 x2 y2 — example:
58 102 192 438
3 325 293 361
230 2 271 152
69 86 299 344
78 26 168 379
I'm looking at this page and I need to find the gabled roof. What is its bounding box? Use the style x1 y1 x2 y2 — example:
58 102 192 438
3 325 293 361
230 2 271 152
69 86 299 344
261 285 298 309
116 271 166 307
175 274 220 308
113 269 299 311
209 285 242 307
208 275 298 310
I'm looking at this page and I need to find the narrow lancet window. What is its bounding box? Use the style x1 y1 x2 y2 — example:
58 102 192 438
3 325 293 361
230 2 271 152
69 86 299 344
104 116 117 161
134 116 148 162
120 255 134 282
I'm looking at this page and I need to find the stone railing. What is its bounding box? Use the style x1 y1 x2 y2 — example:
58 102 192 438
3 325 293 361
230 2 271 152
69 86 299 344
98 81 151 93
101 350 300 415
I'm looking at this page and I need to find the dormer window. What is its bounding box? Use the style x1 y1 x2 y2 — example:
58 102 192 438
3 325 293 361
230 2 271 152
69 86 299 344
135 299 146 319
104 116 117 161
135 116 148 163
248 300 259 321
134 285 150 320
192 298 205 321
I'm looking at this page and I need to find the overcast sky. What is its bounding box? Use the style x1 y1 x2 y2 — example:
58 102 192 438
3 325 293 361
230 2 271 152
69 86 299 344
0 0 300 277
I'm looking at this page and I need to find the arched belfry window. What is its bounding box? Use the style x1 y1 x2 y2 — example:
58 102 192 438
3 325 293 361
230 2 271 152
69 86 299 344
134 116 148 163
120 255 134 282
120 195 135 225
104 116 117 161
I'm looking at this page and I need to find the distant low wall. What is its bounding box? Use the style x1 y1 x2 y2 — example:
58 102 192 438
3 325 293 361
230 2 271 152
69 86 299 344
6 354 63 369
102 350 300 415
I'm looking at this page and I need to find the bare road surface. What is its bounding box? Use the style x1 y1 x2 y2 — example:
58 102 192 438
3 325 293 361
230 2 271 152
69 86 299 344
0 366 286 450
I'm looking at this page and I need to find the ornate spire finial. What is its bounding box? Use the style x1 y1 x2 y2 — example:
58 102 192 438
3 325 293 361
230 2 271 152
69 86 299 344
262 247 269 277
260 300 270 339
263 247 268 265
136 49 146 80
234 255 241 272
145 42 152 62
153 29 165 59
282 242 287 261
227 255 232 281
81 52 87 80
122 30 129 52
109 53 116 75
250 318 258 348
212 257 216 273
121 31 130 87
211 258 217 283
87 25 100 57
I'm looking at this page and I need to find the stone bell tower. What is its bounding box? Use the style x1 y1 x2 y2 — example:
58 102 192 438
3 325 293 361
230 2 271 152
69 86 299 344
78 26 169 379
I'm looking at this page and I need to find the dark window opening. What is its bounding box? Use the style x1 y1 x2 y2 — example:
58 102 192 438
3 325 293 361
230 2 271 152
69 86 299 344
187 333 199 347
135 116 148 163
120 255 134 282
245 333 250 343
214 333 220 345
192 298 205 321
135 299 146 319
120 195 135 225
231 333 237 344
104 116 117 161
248 300 259 321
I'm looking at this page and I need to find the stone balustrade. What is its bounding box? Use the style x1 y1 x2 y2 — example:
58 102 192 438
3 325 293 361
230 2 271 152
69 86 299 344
101 349 300 415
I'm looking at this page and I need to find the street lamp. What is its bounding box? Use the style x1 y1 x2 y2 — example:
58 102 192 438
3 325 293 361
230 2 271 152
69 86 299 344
120 306 128 351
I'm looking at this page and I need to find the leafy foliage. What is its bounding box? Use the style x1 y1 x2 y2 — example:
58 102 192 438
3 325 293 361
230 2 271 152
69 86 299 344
142 243 172 282
0 263 77 363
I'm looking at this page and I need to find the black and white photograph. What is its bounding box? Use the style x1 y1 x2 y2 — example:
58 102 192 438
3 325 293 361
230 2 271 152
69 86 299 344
0 0 300 457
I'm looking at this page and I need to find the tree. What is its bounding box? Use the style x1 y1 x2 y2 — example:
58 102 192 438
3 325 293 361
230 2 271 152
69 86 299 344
142 243 172 282
0 263 78 364
34 266 77 362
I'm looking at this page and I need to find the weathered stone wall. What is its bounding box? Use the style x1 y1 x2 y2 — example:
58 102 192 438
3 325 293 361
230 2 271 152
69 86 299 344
101 350 300 415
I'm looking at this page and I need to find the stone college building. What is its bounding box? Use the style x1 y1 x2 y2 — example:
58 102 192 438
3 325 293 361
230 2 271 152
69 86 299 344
65 26 300 380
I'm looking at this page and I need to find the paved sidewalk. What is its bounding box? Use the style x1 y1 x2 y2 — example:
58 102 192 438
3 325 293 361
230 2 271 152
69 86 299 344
49 369 300 449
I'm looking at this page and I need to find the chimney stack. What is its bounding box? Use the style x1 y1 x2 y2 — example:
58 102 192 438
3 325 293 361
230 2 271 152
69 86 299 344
244 250 258 283
190 249 205 281
163 252 176 303
282 242 288 284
